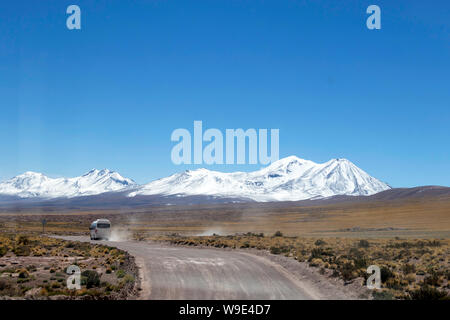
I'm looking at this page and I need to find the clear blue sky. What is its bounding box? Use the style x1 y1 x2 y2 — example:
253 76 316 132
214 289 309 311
0 0 449 187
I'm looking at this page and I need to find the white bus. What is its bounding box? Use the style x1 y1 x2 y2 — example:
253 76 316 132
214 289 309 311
89 219 111 240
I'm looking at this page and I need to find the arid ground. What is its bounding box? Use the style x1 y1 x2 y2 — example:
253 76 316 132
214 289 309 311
0 191 449 299
1 189 449 238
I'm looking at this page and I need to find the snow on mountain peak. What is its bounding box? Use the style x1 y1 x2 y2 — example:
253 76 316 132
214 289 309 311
0 156 390 202
84 168 112 176
131 156 390 201
0 169 136 199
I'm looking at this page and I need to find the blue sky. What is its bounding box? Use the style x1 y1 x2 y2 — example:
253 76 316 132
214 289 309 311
0 0 449 187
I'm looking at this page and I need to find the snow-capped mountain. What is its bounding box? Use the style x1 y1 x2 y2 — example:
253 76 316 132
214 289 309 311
0 169 136 199
128 156 390 201
0 157 390 202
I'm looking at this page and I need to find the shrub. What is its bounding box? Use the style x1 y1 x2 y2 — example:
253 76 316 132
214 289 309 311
309 247 334 261
353 257 369 269
39 288 49 296
416 270 426 276
17 235 29 245
314 239 326 246
385 278 404 290
0 279 11 291
13 245 31 256
423 273 442 287
121 274 134 284
358 240 370 248
380 266 395 283
309 248 322 260
273 231 283 237
372 290 394 300
26 265 37 272
427 240 442 247
409 286 449 300
116 269 126 279
0 246 7 257
348 248 364 259
240 242 250 249
81 270 100 288
309 258 323 267
339 262 357 281
17 269 29 279
270 246 281 254
402 272 414 283
402 264 416 274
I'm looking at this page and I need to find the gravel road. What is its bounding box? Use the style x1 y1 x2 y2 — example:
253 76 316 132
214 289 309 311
58 236 319 300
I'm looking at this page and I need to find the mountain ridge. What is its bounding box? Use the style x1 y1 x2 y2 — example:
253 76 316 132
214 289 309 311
129 156 390 201
0 169 136 199
0 156 390 201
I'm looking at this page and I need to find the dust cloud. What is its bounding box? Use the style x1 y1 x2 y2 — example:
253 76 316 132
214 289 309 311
196 228 226 236
108 227 132 242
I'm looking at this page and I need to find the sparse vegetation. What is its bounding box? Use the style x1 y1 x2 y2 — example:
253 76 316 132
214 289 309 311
0 233 137 299
81 270 100 289
0 197 448 300
154 234 450 300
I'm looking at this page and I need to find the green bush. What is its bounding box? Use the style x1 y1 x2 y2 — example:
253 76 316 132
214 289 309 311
309 248 323 260
270 246 281 254
81 270 100 288
121 274 134 284
116 269 126 279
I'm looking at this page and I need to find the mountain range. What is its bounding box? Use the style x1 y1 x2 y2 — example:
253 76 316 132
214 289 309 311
0 156 390 202
0 169 135 199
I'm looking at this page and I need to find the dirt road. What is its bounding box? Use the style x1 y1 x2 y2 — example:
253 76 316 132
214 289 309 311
58 236 319 299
